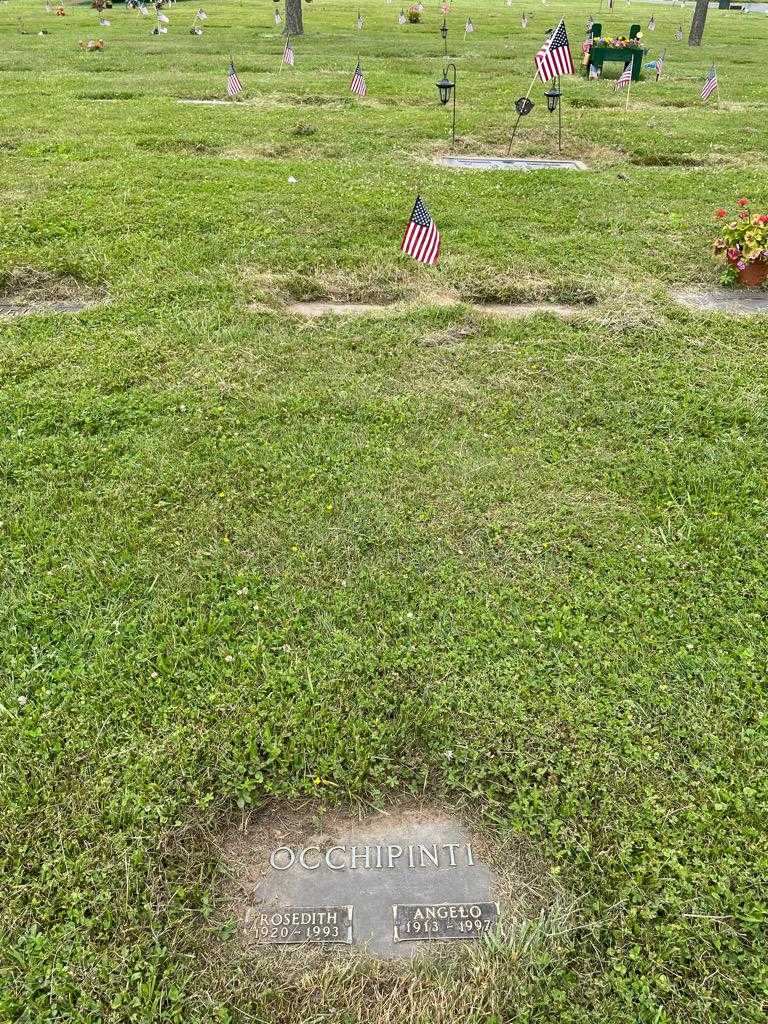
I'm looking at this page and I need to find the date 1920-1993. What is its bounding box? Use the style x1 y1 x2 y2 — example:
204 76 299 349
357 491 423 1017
248 906 353 945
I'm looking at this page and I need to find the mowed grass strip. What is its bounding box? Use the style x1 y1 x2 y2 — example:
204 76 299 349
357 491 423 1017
0 1 767 1022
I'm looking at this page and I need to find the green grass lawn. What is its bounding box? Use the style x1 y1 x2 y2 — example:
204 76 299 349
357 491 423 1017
1 0 767 1021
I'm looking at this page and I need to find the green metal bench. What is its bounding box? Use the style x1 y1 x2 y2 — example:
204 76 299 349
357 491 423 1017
586 22 647 81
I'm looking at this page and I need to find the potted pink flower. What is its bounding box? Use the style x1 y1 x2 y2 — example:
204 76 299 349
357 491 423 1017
713 199 768 287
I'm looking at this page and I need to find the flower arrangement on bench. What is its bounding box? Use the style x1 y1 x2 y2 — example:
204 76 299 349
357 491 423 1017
714 198 768 287
588 33 644 49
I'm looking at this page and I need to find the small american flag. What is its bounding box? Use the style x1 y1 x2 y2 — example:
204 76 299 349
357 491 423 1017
701 65 718 102
648 15 655 30
350 60 366 97
522 14 528 28
675 26 683 42
283 38 295 66
398 10 406 25
655 50 665 81
535 19 574 83
274 10 281 24
356 13 364 29
401 196 441 266
615 62 632 90
464 17 474 33
589 63 600 79
227 60 243 97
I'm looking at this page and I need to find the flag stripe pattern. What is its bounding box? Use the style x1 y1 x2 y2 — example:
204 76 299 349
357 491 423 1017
655 50 665 81
701 65 717 101
535 19 574 82
401 196 440 266
615 62 632 90
227 61 243 97
283 38 295 65
350 61 367 97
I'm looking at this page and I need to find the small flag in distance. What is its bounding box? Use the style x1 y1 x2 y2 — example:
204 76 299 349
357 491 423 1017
283 38 295 66
350 60 367 97
227 60 243 97
401 196 441 266
701 65 718 101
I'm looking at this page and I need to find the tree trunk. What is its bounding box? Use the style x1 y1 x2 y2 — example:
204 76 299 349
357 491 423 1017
688 0 709 46
284 0 304 37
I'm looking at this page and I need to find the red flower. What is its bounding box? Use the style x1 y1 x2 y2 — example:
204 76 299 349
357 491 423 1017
740 211 749 220
737 198 749 207
715 208 727 218
758 215 768 225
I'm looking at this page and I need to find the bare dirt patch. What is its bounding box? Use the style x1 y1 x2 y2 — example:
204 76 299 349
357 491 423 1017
0 267 106 320
477 302 581 320
279 300 583 321
284 300 398 318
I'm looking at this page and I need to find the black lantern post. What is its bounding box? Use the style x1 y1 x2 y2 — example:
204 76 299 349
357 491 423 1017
436 63 457 150
440 17 448 56
544 76 563 152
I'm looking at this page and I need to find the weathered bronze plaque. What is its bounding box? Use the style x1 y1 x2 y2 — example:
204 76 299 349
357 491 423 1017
247 905 353 945
392 902 499 942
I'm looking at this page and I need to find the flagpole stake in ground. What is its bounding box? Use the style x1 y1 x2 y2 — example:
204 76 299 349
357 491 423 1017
436 63 457 150
533 19 574 157
440 17 448 57
544 80 563 153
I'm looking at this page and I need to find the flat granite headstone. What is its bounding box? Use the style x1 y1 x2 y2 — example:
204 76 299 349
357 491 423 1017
235 808 500 957
671 287 768 315
436 156 587 172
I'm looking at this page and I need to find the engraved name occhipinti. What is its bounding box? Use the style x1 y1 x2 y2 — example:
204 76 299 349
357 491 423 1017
269 842 476 871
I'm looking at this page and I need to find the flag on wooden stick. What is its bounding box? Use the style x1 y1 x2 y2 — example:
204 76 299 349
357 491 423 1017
401 196 441 266
283 37 295 66
350 60 366 97
615 62 632 90
227 60 243 97
701 65 718 102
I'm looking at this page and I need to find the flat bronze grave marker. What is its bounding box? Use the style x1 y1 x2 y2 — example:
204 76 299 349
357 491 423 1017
392 902 499 943
235 807 501 957
247 905 353 945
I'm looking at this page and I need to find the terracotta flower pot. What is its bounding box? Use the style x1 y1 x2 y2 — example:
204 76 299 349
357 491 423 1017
738 260 768 288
